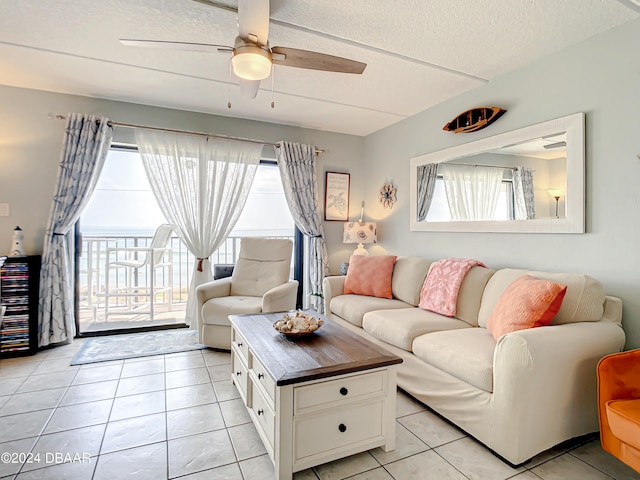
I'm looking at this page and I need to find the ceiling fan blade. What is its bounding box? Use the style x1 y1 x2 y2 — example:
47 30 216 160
190 0 236 13
271 47 366 74
238 0 270 46
120 39 232 53
237 78 261 99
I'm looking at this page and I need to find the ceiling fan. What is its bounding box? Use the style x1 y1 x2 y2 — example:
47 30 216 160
120 0 367 99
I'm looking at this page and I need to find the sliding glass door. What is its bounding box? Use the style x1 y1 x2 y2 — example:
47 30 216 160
75 147 299 336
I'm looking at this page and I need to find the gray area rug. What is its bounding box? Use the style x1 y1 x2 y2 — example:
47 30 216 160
70 329 206 365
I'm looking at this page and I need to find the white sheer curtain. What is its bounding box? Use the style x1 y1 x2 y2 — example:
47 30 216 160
441 165 503 221
136 130 262 328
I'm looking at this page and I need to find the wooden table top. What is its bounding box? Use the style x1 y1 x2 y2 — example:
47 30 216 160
229 311 402 386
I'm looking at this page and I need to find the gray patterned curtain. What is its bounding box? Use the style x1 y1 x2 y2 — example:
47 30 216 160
39 113 113 346
513 167 535 220
276 141 329 313
417 163 439 221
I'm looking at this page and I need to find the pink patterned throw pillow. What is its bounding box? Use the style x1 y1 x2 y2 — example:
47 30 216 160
419 258 486 316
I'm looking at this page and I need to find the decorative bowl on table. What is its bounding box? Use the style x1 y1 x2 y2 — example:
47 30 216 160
273 310 324 337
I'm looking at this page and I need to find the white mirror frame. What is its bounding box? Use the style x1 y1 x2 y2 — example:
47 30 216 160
410 112 585 233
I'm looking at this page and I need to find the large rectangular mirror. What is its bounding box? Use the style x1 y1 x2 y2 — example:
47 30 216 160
410 113 584 233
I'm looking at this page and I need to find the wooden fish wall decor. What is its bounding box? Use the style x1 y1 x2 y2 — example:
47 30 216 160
443 107 506 133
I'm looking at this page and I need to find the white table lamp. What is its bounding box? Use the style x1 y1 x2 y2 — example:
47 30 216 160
343 221 377 255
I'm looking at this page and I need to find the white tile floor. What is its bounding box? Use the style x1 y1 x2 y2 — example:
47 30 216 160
0 339 639 480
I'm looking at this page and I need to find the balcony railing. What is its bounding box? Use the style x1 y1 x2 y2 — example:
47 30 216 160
78 233 294 331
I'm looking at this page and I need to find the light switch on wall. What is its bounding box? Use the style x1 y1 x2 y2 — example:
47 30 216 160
0 203 10 216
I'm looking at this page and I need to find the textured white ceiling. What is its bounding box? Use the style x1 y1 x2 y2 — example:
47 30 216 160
0 0 637 135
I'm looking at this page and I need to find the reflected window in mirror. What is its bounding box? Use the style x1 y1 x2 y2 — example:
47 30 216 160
426 170 517 222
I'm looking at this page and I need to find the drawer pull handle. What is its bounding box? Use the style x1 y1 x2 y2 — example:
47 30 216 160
338 423 347 433
339 387 348 396
257 409 264 416
236 371 242 376
237 342 243 347
258 373 264 380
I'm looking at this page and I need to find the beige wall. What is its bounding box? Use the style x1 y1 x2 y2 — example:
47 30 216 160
0 87 363 267
362 18 640 349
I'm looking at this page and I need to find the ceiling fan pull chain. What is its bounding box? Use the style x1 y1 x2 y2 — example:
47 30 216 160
227 59 233 109
271 64 275 109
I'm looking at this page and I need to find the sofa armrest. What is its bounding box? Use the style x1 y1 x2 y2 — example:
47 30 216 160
491 321 625 460
597 349 640 403
597 348 640 456
196 277 232 305
262 280 299 313
195 277 232 344
322 276 345 315
602 295 623 323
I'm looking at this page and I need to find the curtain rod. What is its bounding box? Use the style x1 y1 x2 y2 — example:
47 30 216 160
441 162 517 171
50 114 324 154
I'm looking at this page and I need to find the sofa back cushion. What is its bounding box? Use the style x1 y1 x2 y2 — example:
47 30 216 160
455 266 496 326
478 268 606 328
391 256 432 306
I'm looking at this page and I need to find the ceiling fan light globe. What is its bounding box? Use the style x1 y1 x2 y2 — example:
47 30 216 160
232 51 272 80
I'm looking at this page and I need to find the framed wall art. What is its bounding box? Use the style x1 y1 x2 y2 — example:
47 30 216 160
324 171 350 221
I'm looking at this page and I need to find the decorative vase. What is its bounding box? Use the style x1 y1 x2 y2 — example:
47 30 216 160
340 262 349 275
9 226 26 257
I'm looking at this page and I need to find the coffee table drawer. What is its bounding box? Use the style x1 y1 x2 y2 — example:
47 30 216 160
251 355 276 403
251 384 275 451
232 351 249 402
294 370 386 414
232 329 249 363
294 400 384 461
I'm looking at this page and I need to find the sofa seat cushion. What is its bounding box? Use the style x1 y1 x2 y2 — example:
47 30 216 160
606 399 640 450
362 308 471 352
412 328 496 393
201 296 263 326
330 295 412 327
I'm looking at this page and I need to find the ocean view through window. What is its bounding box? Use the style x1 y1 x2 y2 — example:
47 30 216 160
77 148 295 334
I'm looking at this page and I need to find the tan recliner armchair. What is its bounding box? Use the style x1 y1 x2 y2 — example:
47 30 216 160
196 237 298 349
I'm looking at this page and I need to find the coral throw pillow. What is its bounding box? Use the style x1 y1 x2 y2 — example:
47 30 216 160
343 255 398 299
487 275 567 341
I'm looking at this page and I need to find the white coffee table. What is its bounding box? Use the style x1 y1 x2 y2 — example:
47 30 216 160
229 311 402 479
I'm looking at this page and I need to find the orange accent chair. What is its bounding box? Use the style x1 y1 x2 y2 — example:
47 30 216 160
597 349 640 473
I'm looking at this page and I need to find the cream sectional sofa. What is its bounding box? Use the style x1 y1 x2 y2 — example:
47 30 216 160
322 256 626 466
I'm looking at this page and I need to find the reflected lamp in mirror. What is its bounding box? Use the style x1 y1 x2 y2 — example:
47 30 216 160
548 189 563 218
343 222 377 255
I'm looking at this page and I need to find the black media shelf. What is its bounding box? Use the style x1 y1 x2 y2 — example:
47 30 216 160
0 255 41 357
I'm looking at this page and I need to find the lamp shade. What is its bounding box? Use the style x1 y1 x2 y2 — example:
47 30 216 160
548 189 563 198
343 222 377 245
